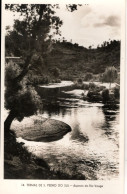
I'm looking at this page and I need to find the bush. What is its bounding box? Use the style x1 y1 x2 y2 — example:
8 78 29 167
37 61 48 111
77 78 83 84
74 83 84 89
114 87 120 99
87 90 94 98
56 79 61 83
83 83 89 90
50 67 60 78
87 90 102 102
89 82 96 89
29 75 50 85
102 89 109 102
84 73 93 81
102 66 118 85
99 86 106 91
73 78 84 89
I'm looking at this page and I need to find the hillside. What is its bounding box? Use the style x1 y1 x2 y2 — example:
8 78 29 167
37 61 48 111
45 40 120 80
5 38 120 82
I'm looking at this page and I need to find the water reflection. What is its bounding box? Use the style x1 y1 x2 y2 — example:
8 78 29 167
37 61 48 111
70 121 89 143
102 103 119 122
16 87 120 180
37 94 119 179
101 103 119 141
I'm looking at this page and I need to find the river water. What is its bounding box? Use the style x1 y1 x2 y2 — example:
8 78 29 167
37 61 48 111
15 81 119 180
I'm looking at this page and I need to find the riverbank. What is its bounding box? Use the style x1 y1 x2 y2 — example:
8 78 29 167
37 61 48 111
4 131 85 179
4 117 86 179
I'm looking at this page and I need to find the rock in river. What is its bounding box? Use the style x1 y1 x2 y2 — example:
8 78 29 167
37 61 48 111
11 116 71 142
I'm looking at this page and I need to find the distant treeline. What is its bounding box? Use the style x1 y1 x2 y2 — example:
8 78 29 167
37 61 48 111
44 40 120 80
6 36 120 82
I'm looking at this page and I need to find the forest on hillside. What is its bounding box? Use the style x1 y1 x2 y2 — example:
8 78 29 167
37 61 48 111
46 40 120 80
5 25 120 82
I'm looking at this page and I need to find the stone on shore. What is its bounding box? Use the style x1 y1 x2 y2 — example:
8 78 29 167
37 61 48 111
11 116 71 142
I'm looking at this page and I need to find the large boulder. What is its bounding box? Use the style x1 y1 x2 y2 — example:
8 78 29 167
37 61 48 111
11 116 71 142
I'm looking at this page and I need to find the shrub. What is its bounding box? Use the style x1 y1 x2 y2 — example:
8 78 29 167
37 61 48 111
77 78 83 84
87 89 102 102
87 90 94 98
83 83 89 90
49 67 60 78
99 86 106 91
102 66 118 87
89 82 96 89
84 73 93 81
52 80 55 83
102 89 109 102
114 87 120 99
56 79 61 83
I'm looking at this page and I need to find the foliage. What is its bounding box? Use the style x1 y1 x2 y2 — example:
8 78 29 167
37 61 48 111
115 74 120 85
5 4 81 74
44 40 120 81
27 73 50 85
5 4 81 58
49 67 60 78
102 66 118 85
87 90 102 102
5 62 42 122
84 73 93 81
89 82 96 89
77 78 83 84
5 4 64 74
74 78 84 89
102 89 109 102
85 86 119 103
114 87 120 99
82 83 89 90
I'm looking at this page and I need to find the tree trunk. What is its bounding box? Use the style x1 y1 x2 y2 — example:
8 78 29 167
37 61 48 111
4 110 16 133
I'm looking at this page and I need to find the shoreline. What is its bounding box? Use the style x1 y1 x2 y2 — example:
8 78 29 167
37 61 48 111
4 130 86 180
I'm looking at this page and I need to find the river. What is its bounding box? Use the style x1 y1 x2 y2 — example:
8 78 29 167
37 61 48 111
14 81 119 180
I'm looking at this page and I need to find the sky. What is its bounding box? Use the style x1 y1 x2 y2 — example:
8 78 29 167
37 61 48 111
4 2 121 48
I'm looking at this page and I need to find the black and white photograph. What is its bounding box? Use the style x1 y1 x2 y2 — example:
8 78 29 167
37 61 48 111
2 0 125 188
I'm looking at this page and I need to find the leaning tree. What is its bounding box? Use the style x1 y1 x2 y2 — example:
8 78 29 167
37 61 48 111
4 4 81 133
